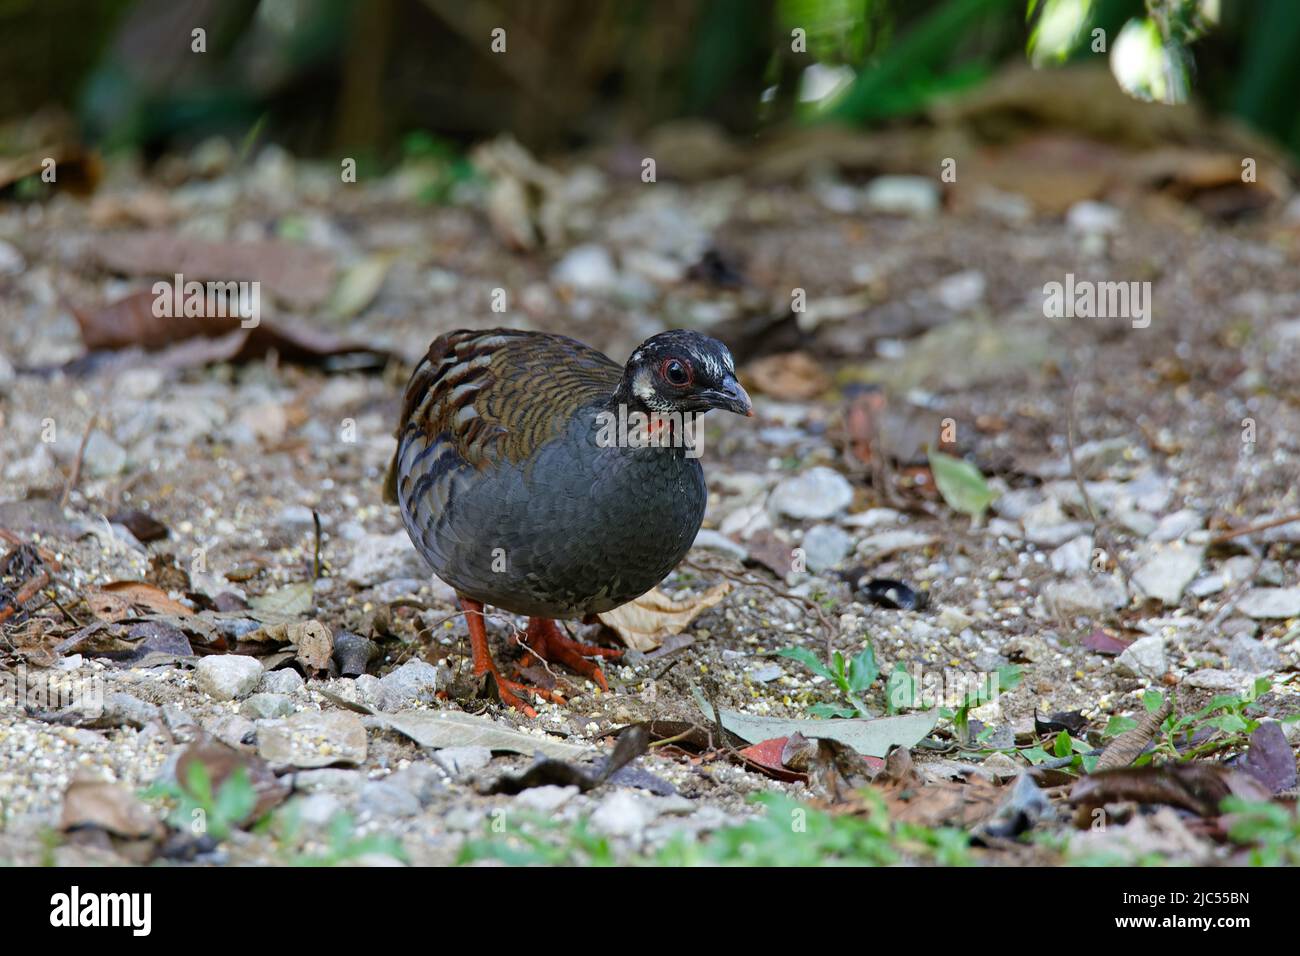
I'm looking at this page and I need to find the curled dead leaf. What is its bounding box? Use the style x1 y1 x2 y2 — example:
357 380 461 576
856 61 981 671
743 351 830 401
88 581 193 621
597 582 730 651
61 779 163 840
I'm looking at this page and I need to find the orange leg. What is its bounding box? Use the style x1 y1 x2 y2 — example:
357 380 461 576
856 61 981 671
459 597 564 717
517 617 622 692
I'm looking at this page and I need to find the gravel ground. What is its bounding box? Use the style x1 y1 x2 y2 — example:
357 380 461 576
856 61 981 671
1 134 1298 866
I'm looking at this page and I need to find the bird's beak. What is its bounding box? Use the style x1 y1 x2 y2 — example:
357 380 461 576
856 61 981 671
707 375 753 417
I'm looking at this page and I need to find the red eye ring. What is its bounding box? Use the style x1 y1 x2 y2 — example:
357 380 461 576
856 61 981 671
660 357 693 387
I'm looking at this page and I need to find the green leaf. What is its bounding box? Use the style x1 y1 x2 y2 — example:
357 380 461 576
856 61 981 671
776 646 836 682
928 448 997 518
847 645 879 694
885 663 917 714
1021 745 1051 764
1142 690 1166 713
1052 730 1073 758
1104 715 1138 737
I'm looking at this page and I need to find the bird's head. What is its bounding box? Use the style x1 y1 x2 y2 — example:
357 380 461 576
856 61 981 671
617 330 752 417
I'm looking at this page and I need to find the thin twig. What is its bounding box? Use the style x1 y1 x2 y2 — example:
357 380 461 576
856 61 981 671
0 569 52 625
60 415 98 510
1066 380 1136 595
685 554 838 663
1210 512 1300 545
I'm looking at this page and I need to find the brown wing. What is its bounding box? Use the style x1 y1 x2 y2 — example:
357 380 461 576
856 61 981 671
383 328 621 503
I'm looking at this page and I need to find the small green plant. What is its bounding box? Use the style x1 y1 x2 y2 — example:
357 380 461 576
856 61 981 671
459 816 616 867
945 664 1023 746
1221 797 1300 866
1145 680 1298 764
777 643 878 717
276 809 408 867
458 792 972 867
142 762 257 842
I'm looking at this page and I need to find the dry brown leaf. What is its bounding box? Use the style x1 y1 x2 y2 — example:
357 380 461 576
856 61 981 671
60 779 163 839
67 292 394 371
246 620 333 672
175 739 290 821
743 351 830 401
88 581 193 621
597 582 730 651
88 231 337 309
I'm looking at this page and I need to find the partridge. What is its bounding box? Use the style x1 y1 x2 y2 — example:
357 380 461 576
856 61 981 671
384 328 752 715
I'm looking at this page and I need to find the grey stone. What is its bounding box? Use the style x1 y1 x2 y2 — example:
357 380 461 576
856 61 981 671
1237 587 1300 620
1066 200 1121 235
863 175 940 217
1150 509 1204 542
1044 579 1125 618
691 529 747 561
258 669 304 694
358 779 421 819
435 746 493 777
769 466 854 520
590 789 654 837
292 768 367 793
1188 555 1257 598
103 692 160 728
240 693 296 720
1049 534 1093 574
343 531 429 587
370 578 426 603
257 710 368 767
291 793 343 828
385 764 448 804
354 674 383 708
1116 636 1167 681
1132 543 1205 606
194 655 264 700
932 270 985 312
0 238 25 274
1227 634 1281 675
857 529 937 559
514 785 579 813
59 431 128 479
203 714 256 748
1255 561 1287 587
275 505 317 533
801 524 853 572
749 663 784 683
1185 669 1248 692
378 659 441 710
552 244 618 291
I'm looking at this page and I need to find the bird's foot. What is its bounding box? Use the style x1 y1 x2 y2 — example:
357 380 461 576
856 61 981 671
479 667 567 718
460 595 563 718
517 618 622 692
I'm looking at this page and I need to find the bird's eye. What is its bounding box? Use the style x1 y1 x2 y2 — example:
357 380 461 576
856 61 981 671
661 358 692 386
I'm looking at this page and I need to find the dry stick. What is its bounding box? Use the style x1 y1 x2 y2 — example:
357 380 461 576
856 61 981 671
0 569 52 625
0 530 62 571
60 416 98 510
1210 512 1300 545
685 555 838 663
1065 379 1137 595
1094 696 1174 771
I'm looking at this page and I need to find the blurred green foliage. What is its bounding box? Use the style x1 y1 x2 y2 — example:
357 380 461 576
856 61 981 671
1 0 1298 161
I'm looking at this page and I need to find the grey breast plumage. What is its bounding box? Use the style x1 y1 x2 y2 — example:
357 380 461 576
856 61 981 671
385 328 707 618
